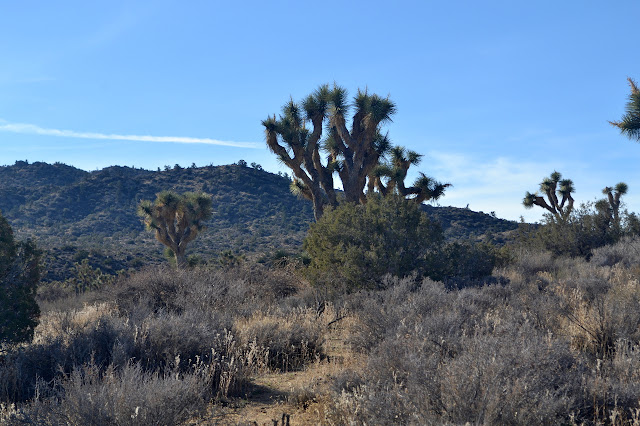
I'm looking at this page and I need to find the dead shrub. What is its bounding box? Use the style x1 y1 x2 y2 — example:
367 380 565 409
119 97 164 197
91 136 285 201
0 300 248 405
7 361 211 426
591 235 640 268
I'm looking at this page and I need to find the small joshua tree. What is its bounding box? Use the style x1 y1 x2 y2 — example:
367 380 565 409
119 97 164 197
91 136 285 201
138 191 212 269
601 182 628 226
523 171 575 222
610 78 640 141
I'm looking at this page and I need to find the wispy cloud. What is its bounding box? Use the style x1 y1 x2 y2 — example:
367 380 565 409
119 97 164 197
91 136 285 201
424 150 640 222
0 120 260 149
425 151 568 221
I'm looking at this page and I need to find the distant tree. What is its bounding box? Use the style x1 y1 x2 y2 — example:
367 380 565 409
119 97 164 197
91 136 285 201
601 182 628 226
263 83 447 220
250 162 263 171
0 212 40 345
522 181 634 259
610 78 640 141
236 159 248 167
138 191 213 269
523 171 575 222
218 250 245 268
525 202 618 259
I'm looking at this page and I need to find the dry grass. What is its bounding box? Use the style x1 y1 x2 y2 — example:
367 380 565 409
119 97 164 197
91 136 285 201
233 308 324 372
32 302 116 344
6 238 640 424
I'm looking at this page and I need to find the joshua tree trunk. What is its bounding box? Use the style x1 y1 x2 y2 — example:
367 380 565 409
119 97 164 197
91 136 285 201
174 248 187 270
311 195 325 222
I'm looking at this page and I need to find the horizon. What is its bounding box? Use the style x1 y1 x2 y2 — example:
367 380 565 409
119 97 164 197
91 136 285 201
0 158 602 224
2 1 639 222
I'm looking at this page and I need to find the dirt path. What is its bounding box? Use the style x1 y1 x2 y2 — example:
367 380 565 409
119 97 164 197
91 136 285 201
209 369 321 425
198 314 360 425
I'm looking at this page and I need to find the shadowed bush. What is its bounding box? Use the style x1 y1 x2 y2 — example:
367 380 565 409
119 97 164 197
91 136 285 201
0 303 248 404
5 362 211 426
113 264 301 318
0 263 317 418
590 235 640 268
0 211 41 346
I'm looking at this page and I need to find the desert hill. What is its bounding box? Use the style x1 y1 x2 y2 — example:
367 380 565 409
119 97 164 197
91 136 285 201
0 160 519 281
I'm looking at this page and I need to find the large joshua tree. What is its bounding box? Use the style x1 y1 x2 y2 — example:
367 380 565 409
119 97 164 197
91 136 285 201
523 171 575 222
610 78 640 141
263 84 447 220
138 191 212 269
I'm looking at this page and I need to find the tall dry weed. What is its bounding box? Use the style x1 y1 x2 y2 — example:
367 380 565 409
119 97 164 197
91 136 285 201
234 308 324 372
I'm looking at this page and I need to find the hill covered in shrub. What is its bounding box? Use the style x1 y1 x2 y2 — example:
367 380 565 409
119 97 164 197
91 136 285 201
0 161 518 280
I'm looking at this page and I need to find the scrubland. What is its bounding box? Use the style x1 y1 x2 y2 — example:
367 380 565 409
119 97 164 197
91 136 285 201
3 237 640 424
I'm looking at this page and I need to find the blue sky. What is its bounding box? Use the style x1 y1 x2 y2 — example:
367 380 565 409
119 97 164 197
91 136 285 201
1 0 639 222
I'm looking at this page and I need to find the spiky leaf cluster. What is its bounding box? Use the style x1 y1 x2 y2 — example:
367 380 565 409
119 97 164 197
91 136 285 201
369 146 450 204
610 78 640 141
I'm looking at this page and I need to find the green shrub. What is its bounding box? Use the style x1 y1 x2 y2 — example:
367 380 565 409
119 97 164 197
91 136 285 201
425 241 505 286
524 203 640 259
303 195 443 291
0 213 40 346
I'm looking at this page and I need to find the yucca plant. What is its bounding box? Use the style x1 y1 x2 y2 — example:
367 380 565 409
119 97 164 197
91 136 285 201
523 171 575 222
263 83 446 220
610 78 640 141
138 191 212 269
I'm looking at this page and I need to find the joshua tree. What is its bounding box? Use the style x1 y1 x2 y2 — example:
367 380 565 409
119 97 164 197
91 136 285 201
369 146 451 204
610 78 640 141
601 182 628 225
138 191 212 269
523 171 575 222
263 83 447 220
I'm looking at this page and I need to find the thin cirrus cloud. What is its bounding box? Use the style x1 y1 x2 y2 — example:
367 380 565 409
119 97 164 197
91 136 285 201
0 120 260 149
425 151 565 221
